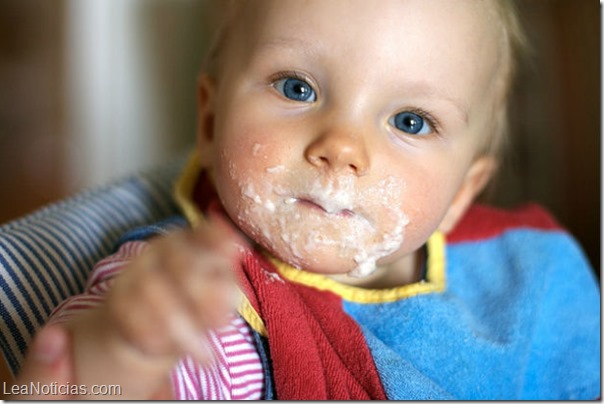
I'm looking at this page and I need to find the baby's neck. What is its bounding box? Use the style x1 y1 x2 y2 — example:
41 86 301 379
328 248 424 289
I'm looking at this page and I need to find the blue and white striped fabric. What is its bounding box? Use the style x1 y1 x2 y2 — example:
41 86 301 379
0 157 185 376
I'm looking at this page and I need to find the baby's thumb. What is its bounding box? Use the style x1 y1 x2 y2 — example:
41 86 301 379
12 324 75 400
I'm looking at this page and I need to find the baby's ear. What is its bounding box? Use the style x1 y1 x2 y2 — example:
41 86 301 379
196 73 217 168
438 156 497 234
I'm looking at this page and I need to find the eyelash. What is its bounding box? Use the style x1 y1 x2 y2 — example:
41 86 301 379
398 107 441 135
269 70 313 88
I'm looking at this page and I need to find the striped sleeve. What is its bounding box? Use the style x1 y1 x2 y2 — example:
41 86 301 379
47 240 149 325
171 316 265 400
47 240 265 400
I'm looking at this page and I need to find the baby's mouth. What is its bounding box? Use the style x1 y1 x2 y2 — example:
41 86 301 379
288 197 356 218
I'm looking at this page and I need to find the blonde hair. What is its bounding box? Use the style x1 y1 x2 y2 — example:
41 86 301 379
484 0 530 158
201 0 241 78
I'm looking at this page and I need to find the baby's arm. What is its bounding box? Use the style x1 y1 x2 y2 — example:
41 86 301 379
63 219 242 399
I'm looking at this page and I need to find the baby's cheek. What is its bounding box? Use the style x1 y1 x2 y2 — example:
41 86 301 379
399 217 434 252
372 175 440 253
399 198 449 248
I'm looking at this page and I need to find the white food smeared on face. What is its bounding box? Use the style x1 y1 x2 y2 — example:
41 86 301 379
229 149 409 278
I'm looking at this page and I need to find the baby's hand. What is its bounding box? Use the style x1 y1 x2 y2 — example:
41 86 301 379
105 218 242 364
69 217 244 398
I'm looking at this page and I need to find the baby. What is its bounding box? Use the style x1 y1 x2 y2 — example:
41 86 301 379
15 0 600 400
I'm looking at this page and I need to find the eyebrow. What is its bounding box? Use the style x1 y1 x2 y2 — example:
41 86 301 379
416 85 470 125
259 36 313 48
257 36 320 58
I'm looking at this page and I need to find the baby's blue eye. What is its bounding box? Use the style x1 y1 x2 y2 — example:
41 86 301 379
390 111 432 135
274 77 316 103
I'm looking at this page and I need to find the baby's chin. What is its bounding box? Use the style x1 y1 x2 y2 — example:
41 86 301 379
255 235 385 278
269 243 361 275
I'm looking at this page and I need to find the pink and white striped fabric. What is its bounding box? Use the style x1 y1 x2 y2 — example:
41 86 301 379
172 316 264 399
48 240 265 400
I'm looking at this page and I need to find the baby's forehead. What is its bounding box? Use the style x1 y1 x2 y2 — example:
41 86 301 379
223 0 507 77
227 0 505 33
222 0 508 65
244 1 488 28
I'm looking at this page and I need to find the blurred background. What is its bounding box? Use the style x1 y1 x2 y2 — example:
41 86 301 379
0 0 600 275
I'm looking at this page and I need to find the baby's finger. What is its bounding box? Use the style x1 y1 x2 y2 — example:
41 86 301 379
164 308 215 365
172 254 239 327
193 214 248 260
156 236 238 328
12 325 74 400
113 245 230 367
139 251 220 365
107 255 205 361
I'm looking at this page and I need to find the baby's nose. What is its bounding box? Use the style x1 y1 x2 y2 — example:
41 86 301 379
304 130 369 176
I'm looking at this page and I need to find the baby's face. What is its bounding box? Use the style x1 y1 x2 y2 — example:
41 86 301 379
202 0 505 277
